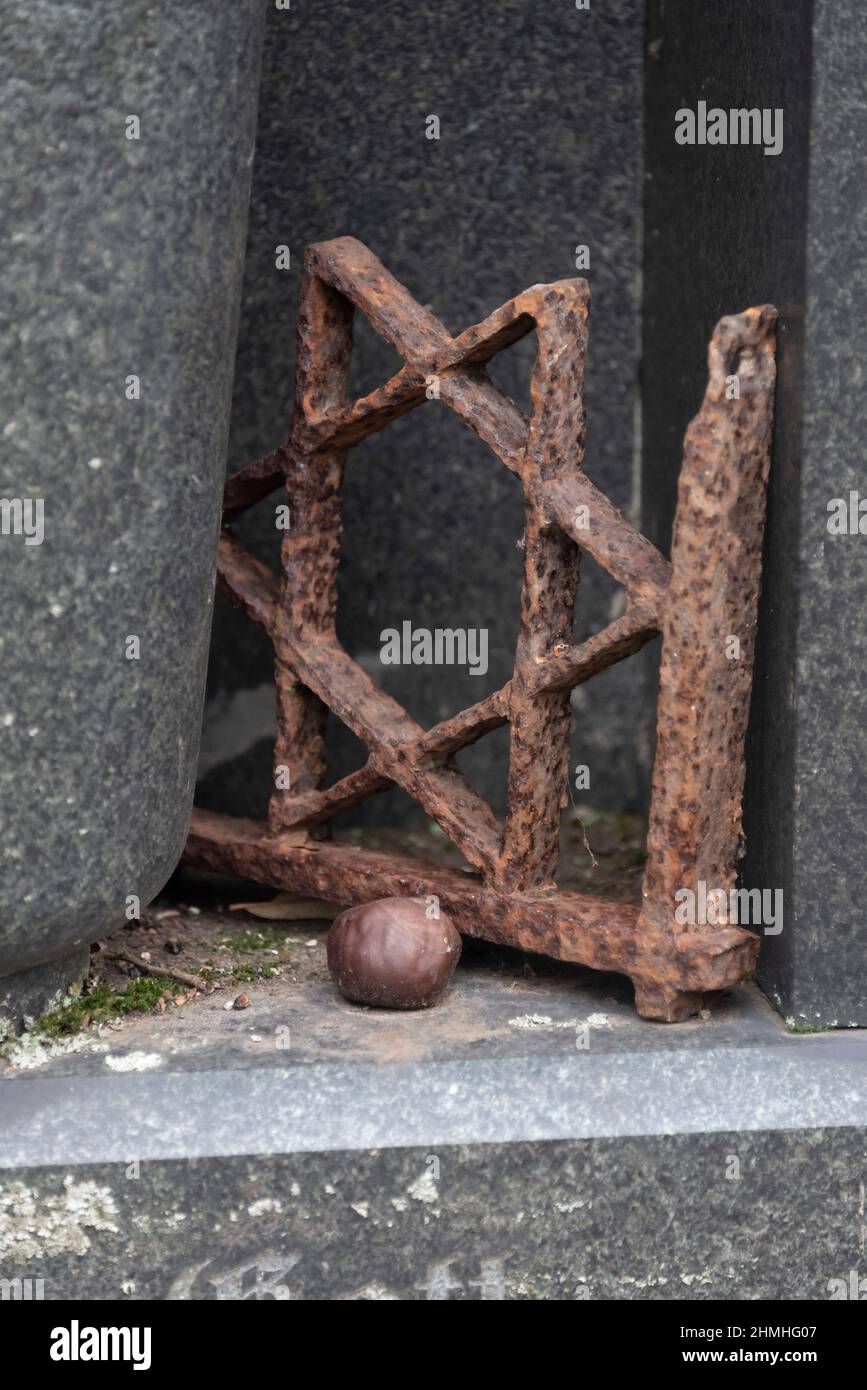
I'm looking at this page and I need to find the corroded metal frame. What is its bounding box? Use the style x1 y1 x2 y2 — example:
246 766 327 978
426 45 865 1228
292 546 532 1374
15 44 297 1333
184 237 777 1021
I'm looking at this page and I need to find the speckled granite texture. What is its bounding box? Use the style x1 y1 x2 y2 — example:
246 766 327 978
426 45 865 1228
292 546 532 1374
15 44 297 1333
643 0 867 1026
1 964 865 1300
0 2 265 984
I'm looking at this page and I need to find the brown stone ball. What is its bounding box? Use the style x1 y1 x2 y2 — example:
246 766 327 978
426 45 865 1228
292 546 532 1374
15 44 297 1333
326 896 462 1009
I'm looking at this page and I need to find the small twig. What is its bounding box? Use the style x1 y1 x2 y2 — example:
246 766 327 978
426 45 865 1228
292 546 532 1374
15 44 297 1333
105 950 214 995
573 815 599 870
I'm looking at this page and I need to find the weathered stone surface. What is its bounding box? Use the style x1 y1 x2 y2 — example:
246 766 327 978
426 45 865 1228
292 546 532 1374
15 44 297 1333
0 2 265 983
2 1128 865 1301
0 950 89 1044
1 945 865 1300
643 0 867 1025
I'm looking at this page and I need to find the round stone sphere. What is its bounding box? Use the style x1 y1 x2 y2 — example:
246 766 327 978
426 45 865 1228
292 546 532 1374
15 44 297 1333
327 896 462 1009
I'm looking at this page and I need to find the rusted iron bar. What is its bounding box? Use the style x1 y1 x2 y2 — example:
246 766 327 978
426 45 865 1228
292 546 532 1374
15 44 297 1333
633 305 777 1020
216 532 280 635
272 636 504 876
188 808 754 997
546 474 672 607
532 604 660 695
187 236 776 1022
221 447 290 523
266 269 350 835
499 282 588 892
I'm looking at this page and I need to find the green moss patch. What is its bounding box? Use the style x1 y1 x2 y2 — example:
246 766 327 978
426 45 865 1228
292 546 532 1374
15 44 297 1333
34 975 182 1038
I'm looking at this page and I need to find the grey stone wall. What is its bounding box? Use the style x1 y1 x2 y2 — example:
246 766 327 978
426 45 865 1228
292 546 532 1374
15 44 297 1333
0 0 264 985
778 2 867 1025
199 0 651 828
643 0 867 1026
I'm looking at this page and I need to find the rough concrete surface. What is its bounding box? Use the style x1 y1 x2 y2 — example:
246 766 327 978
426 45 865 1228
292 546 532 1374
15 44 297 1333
1 857 865 1300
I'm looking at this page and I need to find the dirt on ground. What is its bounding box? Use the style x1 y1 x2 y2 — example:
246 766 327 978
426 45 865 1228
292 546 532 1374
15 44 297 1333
12 808 646 1045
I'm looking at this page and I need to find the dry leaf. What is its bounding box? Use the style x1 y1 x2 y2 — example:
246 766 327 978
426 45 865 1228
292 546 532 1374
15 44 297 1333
228 893 340 922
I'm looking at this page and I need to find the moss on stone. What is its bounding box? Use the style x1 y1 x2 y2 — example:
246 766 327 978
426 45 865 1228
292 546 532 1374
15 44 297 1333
33 975 181 1038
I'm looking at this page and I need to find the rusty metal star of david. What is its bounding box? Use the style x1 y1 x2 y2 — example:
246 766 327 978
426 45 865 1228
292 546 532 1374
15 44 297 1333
184 236 777 1021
